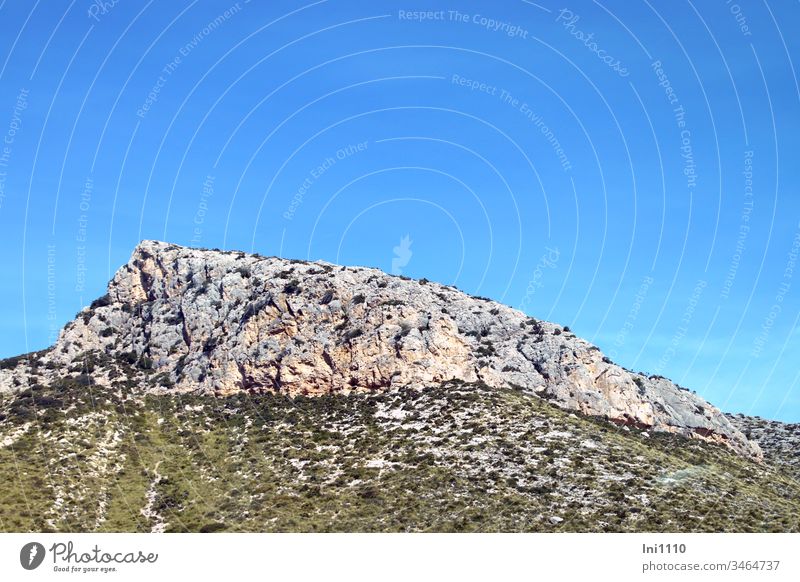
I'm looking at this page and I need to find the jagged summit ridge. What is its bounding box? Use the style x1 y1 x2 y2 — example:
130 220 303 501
2 240 760 458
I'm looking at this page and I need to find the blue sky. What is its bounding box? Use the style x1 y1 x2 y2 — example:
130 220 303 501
0 0 798 421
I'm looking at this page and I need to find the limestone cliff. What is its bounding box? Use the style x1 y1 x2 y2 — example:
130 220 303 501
0 240 761 459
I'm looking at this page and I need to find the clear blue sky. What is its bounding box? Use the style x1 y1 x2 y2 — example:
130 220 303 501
0 1 798 421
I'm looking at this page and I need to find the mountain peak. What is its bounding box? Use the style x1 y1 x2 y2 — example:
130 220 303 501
1 240 761 459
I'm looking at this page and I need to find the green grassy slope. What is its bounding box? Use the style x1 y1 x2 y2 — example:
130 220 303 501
1 375 798 533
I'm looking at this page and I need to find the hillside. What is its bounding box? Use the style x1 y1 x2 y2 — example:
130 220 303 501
1 378 798 532
0 240 797 532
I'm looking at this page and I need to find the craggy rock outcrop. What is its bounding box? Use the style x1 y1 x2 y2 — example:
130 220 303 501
0 240 761 459
726 413 800 476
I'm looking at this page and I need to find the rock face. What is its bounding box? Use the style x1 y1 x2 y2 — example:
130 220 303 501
726 414 800 477
0 240 761 458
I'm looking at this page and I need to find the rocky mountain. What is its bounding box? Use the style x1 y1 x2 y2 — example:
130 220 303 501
0 241 760 457
0 240 797 532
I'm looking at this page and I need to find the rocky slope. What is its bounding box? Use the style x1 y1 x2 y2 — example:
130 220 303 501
727 414 800 480
1 241 798 532
0 240 760 458
1 381 798 532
